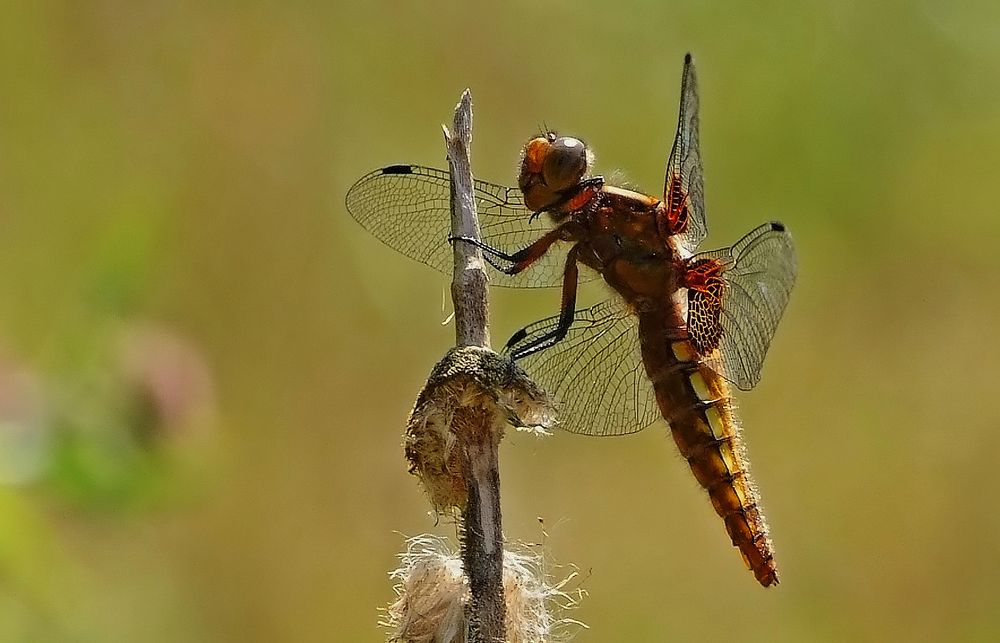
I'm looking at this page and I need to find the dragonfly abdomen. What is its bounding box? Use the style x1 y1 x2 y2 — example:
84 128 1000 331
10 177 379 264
670 386 779 588
638 311 779 587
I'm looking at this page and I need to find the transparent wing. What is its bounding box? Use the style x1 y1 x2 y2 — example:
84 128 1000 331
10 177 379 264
345 164 592 288
663 53 708 254
504 299 660 436
694 222 797 390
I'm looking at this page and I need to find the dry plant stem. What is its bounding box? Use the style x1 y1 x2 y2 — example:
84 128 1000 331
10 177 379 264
444 90 506 643
457 412 505 643
445 90 490 350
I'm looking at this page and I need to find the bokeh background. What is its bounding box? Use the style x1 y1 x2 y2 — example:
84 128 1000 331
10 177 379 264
2 2 999 641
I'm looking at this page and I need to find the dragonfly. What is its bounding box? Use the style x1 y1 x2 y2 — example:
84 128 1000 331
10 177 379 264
346 54 796 587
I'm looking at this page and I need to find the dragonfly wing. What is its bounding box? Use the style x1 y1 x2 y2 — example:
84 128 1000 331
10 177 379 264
663 54 708 254
687 222 797 390
505 299 659 436
345 164 588 288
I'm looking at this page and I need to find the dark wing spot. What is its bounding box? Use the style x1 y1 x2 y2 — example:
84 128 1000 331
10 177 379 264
381 164 414 175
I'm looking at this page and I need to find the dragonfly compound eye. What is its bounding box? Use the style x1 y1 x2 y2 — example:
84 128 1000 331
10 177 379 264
542 136 590 193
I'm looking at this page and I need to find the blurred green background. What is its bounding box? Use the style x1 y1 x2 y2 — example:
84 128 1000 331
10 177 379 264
2 1 999 641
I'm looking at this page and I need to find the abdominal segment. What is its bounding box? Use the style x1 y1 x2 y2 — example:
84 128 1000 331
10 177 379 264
638 310 778 587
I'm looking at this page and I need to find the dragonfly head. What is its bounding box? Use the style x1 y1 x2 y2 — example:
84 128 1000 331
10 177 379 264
518 132 593 213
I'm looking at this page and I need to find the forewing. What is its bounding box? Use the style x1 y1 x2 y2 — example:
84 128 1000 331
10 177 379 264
504 299 659 436
663 54 708 253
345 164 585 288
694 222 797 390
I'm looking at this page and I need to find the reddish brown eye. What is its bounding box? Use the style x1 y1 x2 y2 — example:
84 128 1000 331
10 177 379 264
542 136 589 192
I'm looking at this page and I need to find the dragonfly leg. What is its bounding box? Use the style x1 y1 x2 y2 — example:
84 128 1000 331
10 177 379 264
507 246 580 360
448 236 517 261
450 228 563 276
445 238 518 274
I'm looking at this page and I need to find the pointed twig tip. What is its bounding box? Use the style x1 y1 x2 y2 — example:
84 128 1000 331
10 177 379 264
452 90 473 143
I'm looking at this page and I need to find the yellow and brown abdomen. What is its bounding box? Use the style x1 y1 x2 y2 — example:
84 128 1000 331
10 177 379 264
638 309 778 587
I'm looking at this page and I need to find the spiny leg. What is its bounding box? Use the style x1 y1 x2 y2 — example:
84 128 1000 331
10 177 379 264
448 176 602 273
450 228 564 276
506 246 580 360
